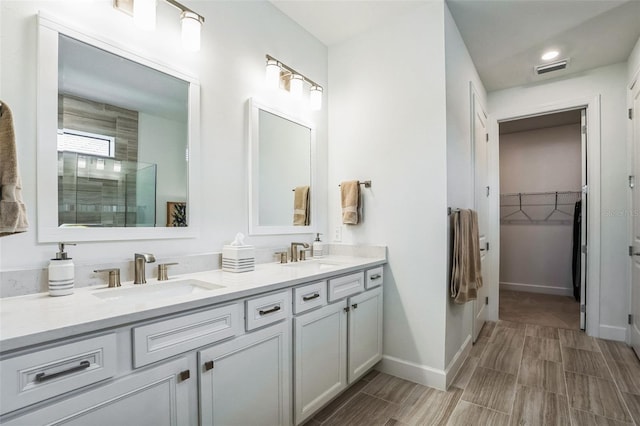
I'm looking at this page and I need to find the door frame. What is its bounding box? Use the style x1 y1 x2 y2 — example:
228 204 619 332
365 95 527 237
470 82 489 341
487 95 602 337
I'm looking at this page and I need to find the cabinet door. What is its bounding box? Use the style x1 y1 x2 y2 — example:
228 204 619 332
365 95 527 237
199 321 290 426
294 301 348 425
3 357 192 426
348 286 383 383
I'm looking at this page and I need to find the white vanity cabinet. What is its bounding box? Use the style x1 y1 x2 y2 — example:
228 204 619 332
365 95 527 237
2 356 192 426
347 286 383 382
293 269 384 425
198 321 291 426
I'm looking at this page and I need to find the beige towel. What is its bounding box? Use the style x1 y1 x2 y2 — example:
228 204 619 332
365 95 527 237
0 101 29 237
293 186 310 226
341 180 360 225
450 209 483 304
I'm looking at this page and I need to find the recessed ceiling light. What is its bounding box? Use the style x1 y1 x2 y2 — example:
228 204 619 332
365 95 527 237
541 50 559 61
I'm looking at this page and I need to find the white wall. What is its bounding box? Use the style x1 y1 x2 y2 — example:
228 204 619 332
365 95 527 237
443 5 487 371
499 124 581 295
628 37 640 85
0 0 327 270
489 63 629 339
138 112 188 226
328 2 449 386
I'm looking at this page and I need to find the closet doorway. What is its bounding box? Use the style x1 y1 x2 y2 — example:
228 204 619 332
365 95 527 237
497 109 586 331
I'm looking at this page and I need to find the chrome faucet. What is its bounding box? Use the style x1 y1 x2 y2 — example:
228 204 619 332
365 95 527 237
134 253 156 284
290 242 310 262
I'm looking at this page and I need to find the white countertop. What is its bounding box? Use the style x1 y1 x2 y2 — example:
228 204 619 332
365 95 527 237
0 255 385 353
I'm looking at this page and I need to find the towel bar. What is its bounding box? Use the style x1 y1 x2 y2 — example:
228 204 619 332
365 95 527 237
338 180 371 188
447 207 461 216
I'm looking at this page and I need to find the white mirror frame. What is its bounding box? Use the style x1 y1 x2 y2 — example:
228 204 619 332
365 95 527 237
36 13 201 242
248 98 316 235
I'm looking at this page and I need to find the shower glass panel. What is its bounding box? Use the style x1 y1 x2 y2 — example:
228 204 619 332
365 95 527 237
58 152 157 227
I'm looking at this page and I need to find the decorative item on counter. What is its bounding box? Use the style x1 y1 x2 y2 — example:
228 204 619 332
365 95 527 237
222 232 255 273
48 242 76 296
167 201 187 227
313 233 324 258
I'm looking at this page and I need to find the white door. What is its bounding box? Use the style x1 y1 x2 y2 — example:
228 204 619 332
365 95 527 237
348 287 383 383
631 80 640 357
199 322 291 426
3 357 192 426
580 109 588 330
294 301 348 425
473 89 490 341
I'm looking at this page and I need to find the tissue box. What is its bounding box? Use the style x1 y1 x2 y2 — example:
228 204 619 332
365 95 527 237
222 245 255 273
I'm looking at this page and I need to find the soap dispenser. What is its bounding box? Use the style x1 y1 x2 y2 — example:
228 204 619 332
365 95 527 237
48 243 76 297
313 233 324 258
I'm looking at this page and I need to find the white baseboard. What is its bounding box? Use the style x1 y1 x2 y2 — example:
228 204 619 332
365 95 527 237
598 324 627 342
377 355 447 391
500 282 573 297
445 335 472 388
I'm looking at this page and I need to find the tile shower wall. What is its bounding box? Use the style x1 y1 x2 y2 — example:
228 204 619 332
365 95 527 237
58 95 141 226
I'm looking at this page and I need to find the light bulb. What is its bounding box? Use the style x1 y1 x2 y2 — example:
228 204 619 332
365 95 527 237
133 0 156 31
181 11 202 52
541 50 559 61
310 86 323 110
265 59 281 89
290 74 303 100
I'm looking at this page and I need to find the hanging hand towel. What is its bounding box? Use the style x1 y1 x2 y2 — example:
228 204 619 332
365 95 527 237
341 180 360 225
450 209 483 304
0 101 29 237
293 186 310 226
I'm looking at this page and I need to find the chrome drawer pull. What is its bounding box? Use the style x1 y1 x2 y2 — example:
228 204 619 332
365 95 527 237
370 274 381 280
302 293 320 301
35 360 90 383
259 305 281 316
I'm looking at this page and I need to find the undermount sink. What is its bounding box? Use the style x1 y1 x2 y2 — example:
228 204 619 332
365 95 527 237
282 259 346 272
92 279 225 302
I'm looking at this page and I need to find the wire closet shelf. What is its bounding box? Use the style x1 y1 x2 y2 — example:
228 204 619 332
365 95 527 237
500 190 582 225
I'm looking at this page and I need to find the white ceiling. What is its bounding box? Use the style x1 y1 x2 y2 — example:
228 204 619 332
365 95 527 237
270 0 640 92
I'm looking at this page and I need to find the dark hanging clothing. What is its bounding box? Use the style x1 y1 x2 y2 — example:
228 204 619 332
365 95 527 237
572 200 582 301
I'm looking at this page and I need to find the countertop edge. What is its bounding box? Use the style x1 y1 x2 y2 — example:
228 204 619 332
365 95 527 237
0 257 386 354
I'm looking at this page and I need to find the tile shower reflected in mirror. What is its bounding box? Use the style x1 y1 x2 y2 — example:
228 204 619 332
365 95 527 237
56 34 188 228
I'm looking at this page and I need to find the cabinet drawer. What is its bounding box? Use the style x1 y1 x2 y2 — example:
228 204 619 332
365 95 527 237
133 303 242 368
293 281 327 314
365 267 384 289
246 290 290 331
0 333 117 415
328 272 365 302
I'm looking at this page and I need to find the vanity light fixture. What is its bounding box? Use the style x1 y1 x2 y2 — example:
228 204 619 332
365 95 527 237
265 59 281 89
290 74 304 100
264 54 324 110
309 86 323 111
113 161 122 172
96 159 105 170
114 0 205 52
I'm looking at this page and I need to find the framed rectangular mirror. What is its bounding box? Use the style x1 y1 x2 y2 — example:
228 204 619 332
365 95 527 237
36 13 201 242
248 99 316 235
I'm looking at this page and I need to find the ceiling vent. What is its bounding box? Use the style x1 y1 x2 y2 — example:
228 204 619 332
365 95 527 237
535 59 569 75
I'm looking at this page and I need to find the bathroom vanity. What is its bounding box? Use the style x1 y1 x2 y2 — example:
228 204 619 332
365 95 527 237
0 253 385 426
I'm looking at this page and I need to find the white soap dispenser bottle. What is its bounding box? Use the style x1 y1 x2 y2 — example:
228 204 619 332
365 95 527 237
48 243 76 297
313 233 324 258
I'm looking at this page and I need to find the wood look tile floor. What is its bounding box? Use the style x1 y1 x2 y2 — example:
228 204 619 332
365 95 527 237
305 321 640 426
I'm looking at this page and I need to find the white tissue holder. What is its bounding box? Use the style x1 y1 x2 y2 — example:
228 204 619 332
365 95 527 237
222 245 255 273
